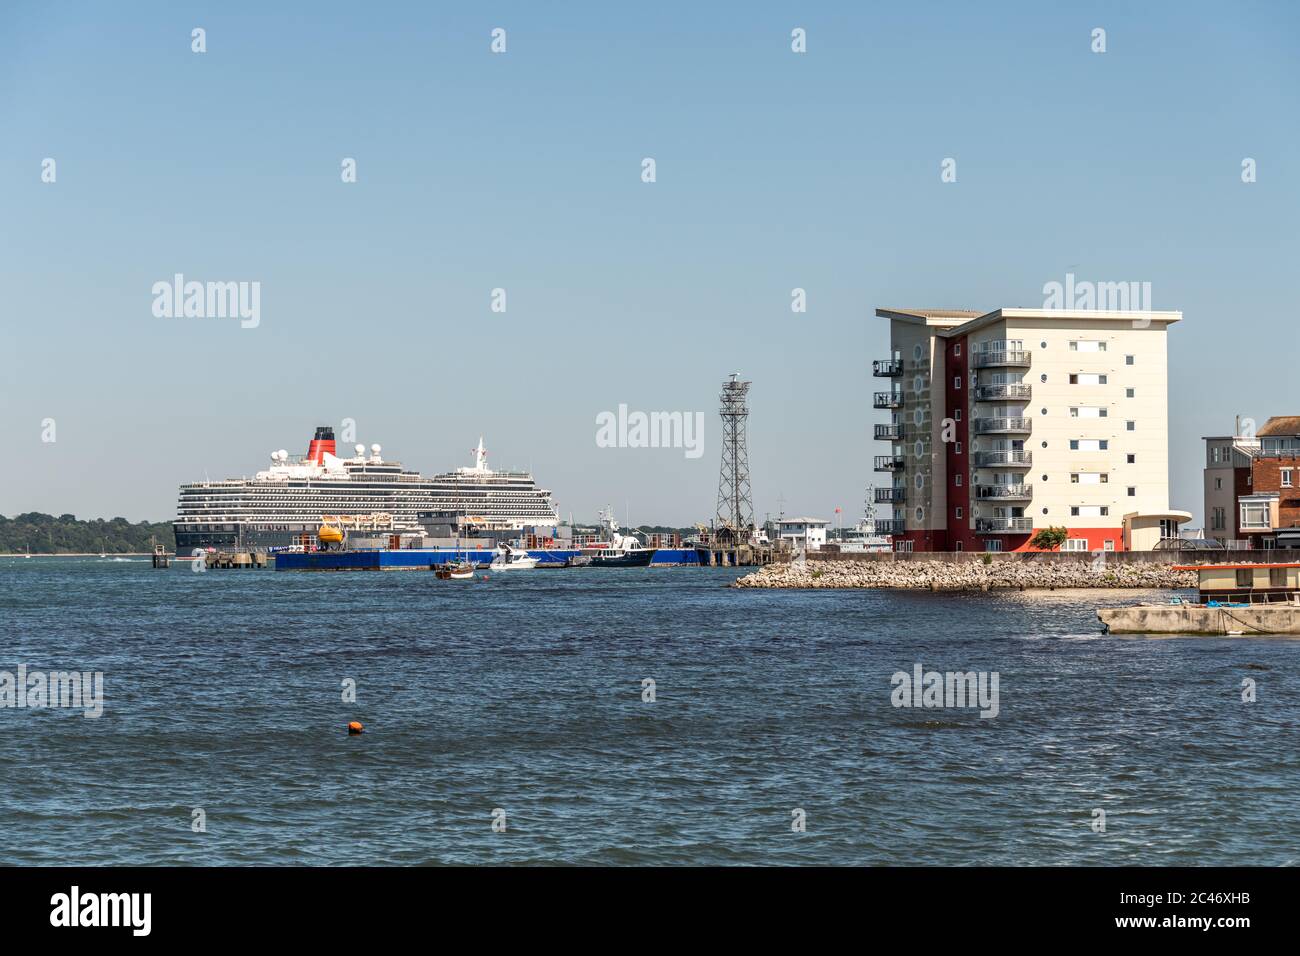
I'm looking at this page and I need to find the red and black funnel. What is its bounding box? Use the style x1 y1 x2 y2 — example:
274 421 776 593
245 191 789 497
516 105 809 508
307 426 336 464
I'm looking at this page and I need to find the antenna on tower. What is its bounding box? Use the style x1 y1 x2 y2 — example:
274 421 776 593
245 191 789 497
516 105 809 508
715 372 754 541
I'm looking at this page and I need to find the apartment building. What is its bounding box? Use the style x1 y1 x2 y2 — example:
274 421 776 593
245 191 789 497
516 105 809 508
872 307 1188 552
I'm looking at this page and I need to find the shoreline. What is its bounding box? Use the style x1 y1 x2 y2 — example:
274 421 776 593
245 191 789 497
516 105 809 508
0 552 157 558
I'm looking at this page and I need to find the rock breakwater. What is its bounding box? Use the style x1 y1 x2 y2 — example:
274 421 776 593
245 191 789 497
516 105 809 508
733 559 1197 591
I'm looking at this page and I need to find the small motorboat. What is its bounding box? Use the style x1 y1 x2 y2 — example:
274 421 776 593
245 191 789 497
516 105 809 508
489 545 539 571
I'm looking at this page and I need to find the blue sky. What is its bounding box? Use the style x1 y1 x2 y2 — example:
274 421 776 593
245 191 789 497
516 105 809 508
2 1 1297 526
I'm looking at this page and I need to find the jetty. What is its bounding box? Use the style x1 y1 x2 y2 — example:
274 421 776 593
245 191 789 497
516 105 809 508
1098 562 1300 635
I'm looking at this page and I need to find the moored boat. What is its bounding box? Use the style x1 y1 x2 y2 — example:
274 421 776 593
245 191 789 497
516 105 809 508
489 545 539 571
590 547 656 568
433 560 475 580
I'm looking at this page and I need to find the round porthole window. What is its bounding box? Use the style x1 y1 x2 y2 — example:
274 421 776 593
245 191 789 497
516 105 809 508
914 440 924 458
1041 441 1048 448
914 344 924 362
914 375 925 395
1041 474 1048 482
1040 373 1047 383
1040 341 1047 349
915 473 925 490
915 507 924 522
914 409 924 426
1041 408 1048 415
1042 508 1049 515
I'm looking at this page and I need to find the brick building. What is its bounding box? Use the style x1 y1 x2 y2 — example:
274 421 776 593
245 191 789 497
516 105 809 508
1241 417 1300 549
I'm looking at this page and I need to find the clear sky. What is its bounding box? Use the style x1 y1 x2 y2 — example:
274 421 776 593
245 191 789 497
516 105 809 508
2 1 1297 527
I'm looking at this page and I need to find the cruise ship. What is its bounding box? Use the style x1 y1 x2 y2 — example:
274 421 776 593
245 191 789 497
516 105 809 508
173 427 559 552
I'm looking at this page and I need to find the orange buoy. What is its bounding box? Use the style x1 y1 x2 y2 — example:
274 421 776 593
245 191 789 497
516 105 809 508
347 721 363 735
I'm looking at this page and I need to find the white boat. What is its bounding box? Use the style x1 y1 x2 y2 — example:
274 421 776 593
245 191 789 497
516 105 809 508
489 545 538 571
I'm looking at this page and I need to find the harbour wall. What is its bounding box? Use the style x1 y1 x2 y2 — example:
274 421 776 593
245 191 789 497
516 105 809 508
1098 603 1300 635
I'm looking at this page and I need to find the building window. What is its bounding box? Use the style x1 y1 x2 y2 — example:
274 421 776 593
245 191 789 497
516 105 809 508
1125 355 1135 365
955 441 962 455
1125 388 1135 398
954 541 963 552
1127 487 1136 496
955 474 963 487
955 408 962 421
1062 538 1089 552
1214 477 1223 490
1283 469 1294 488
954 376 962 390
1270 567 1287 587
954 343 962 356
1127 453 1135 464
985 540 1002 552
1236 569 1253 588
955 507 963 519
1104 540 1115 551
1240 502 1270 530
1211 507 1225 530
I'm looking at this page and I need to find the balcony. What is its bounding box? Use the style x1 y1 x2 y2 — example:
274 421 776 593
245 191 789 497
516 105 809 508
873 389 905 409
874 454 905 472
875 487 907 504
976 517 1034 534
975 484 1033 501
875 518 906 535
973 450 1032 468
974 383 1032 401
974 417 1032 434
972 350 1031 369
873 358 903 377
875 424 903 440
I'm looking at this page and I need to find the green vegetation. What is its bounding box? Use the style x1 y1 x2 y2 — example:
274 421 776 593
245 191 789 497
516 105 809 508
1029 526 1070 552
0 513 173 554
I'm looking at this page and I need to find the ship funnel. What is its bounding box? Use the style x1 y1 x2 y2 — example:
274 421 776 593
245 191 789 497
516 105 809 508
307 425 336 464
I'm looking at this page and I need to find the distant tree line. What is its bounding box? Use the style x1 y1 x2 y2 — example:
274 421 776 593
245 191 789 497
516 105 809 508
0 513 173 554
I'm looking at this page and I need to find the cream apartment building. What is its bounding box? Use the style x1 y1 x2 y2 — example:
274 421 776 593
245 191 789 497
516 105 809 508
872 307 1189 552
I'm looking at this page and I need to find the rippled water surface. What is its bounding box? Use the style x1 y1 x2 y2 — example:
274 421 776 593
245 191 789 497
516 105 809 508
1 557 1297 865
